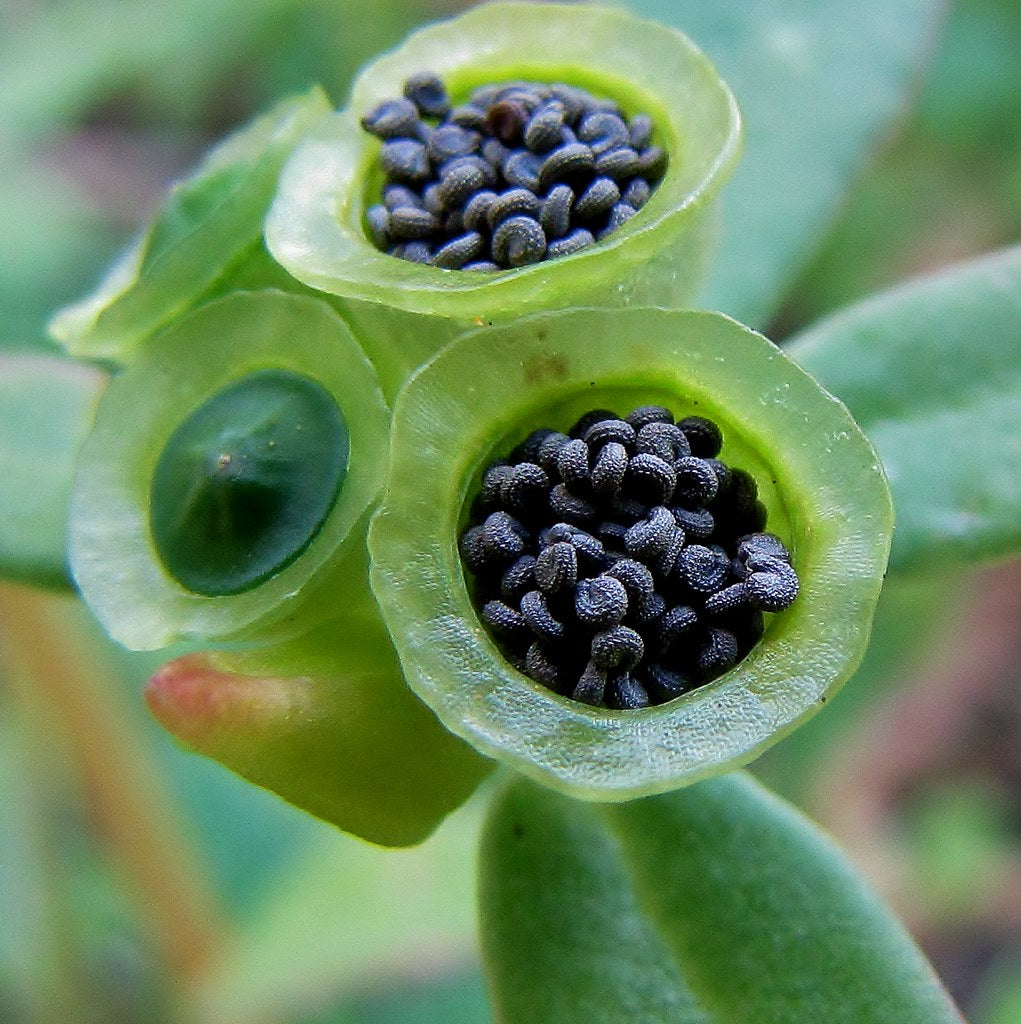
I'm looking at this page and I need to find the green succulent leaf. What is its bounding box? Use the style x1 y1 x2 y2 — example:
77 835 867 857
787 245 1021 573
70 289 388 650
630 0 946 325
0 354 107 589
369 306 892 799
480 772 966 1024
48 87 331 362
266 1 741 397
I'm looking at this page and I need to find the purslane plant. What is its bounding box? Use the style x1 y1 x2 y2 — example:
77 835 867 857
20 2 1014 1019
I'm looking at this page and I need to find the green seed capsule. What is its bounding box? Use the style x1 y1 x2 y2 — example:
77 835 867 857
149 370 349 597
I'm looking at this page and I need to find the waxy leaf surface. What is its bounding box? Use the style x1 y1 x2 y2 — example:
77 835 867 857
788 245 1021 572
480 773 964 1023
631 0 945 325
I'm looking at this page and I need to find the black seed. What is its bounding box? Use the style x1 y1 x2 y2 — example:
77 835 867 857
697 628 739 675
502 149 545 191
463 190 497 232
560 525 607 568
595 146 641 181
462 260 501 271
549 83 589 122
449 103 488 130
515 428 559 463
621 177 651 210
569 408 617 438
642 662 689 702
381 139 430 183
606 558 655 603
388 206 439 240
487 188 542 229
672 506 715 541
433 231 484 269
404 71 449 117
598 203 636 239
653 527 686 581
677 544 729 594
591 625 644 671
745 560 799 612
540 184 574 238
549 483 596 525
486 98 530 143
534 541 578 594
656 604 698 653
536 431 571 473
556 438 590 490
437 158 488 207
481 600 529 639
674 456 719 507
637 145 668 181
365 205 390 248
704 583 749 616
574 176 621 221
628 113 653 149
631 590 666 626
527 643 566 691
500 461 550 516
626 453 676 506
481 510 528 561
539 142 595 189
636 421 690 460
521 589 565 643
578 111 630 154
481 136 510 169
575 575 629 628
475 462 513 513
382 184 424 211
624 506 675 560
591 441 628 496
596 519 628 548
738 532 792 566
546 228 594 258
491 215 547 267
501 555 537 602
584 418 635 450
400 240 434 264
427 124 480 162
609 673 650 710
459 525 488 573
524 100 567 152
677 416 724 458
572 662 607 705
361 96 421 138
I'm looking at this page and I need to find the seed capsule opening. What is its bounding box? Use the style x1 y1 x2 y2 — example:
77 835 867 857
458 404 798 709
150 369 349 597
361 74 666 270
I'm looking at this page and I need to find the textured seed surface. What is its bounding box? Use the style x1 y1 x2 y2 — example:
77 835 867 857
362 72 667 270
459 404 799 708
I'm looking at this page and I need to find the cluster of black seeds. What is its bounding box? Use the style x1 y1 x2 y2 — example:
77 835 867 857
360 72 666 270
459 406 800 709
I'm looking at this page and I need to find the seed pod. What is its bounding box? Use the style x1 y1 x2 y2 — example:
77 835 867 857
265 5 743 396
369 307 893 799
71 290 390 650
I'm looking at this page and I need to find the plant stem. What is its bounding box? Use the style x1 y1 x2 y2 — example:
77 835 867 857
0 581 223 996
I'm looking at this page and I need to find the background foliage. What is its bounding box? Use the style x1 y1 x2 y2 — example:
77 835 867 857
1 0 1019 1021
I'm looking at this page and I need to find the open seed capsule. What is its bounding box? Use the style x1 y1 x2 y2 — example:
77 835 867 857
368 307 894 800
49 89 331 362
70 289 389 650
266 3 741 398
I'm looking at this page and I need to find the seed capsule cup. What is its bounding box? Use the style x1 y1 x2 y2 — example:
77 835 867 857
265 3 741 397
70 289 389 650
368 307 894 800
49 89 331 362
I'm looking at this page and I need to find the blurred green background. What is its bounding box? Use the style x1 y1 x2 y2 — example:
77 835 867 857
1 0 1019 1021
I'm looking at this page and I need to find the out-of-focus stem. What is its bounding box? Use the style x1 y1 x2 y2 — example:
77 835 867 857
0 581 222 993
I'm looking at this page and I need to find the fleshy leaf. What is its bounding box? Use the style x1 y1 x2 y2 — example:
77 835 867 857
369 307 893 799
480 772 965 1023
0 354 107 588
630 0 946 324
48 88 331 361
266 1 741 397
147 605 491 848
787 245 1021 572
